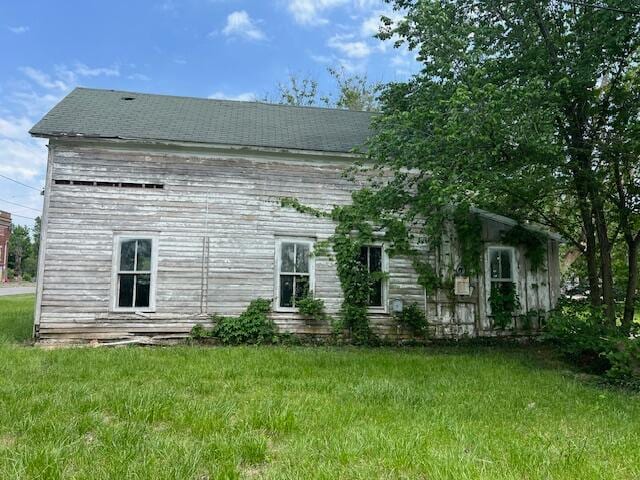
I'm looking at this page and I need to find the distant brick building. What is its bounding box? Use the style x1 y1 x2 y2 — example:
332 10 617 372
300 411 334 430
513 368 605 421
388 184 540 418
0 211 10 282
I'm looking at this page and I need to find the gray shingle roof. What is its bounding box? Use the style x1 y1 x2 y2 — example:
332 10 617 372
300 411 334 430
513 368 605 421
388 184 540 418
30 87 376 153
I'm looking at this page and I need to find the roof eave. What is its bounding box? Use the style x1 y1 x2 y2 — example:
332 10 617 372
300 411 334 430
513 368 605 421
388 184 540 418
31 131 366 159
471 207 564 242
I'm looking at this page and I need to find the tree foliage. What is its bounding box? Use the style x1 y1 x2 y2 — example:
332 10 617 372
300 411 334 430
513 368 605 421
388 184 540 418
7 218 40 280
272 68 380 111
8 225 32 278
367 0 640 330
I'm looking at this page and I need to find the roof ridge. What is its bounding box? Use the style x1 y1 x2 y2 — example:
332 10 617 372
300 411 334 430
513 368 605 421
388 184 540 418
72 86 379 115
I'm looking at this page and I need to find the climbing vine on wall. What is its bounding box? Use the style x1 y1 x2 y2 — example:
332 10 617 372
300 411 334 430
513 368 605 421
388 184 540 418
280 196 378 343
452 206 483 276
280 192 473 341
502 224 547 272
280 193 545 338
489 282 520 329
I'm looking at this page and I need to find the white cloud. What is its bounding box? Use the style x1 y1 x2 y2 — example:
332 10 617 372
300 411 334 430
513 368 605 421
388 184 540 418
360 14 381 37
390 55 410 67
0 132 46 223
310 53 332 64
0 137 47 179
20 63 120 93
287 0 347 25
360 9 403 45
19 67 69 91
286 0 385 25
128 73 151 81
208 91 257 101
1 60 123 200
353 0 380 8
54 63 120 86
0 113 47 182
0 117 33 141
338 57 366 73
8 25 29 34
327 34 371 58
9 91 63 118
73 63 120 77
221 11 266 41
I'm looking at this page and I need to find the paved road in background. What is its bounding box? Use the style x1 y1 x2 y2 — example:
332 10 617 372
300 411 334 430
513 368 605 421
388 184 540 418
0 287 36 296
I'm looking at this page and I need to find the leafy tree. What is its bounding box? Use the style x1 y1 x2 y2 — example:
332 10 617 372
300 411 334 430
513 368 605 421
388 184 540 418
273 74 321 107
365 0 640 330
8 225 32 278
271 68 380 111
324 67 380 111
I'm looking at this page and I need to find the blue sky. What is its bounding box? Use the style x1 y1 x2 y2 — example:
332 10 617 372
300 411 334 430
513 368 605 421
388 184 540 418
0 0 417 227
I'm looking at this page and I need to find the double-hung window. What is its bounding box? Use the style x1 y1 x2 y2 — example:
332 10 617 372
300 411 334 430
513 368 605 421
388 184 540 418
113 236 157 311
276 239 314 310
487 246 516 305
359 245 385 308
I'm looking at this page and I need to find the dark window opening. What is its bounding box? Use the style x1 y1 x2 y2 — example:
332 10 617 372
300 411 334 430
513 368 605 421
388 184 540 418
359 245 384 307
54 179 164 189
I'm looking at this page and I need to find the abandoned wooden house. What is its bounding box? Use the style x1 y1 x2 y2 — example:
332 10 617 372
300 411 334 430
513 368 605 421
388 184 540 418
29 87 562 343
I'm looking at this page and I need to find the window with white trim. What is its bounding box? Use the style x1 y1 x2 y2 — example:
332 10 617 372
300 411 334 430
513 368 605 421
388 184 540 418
114 237 156 310
359 245 385 308
487 246 516 304
276 239 314 309
489 247 514 285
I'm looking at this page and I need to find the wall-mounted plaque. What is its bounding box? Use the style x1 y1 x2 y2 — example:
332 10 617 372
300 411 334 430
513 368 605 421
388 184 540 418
454 276 471 296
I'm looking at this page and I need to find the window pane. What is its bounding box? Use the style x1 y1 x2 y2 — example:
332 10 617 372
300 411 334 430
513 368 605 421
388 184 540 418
369 246 382 273
295 243 309 273
370 279 383 307
359 246 368 267
136 239 152 271
135 274 151 307
491 281 513 297
281 243 295 272
500 250 512 279
120 240 136 271
280 275 294 307
118 274 134 307
489 250 500 279
295 275 309 303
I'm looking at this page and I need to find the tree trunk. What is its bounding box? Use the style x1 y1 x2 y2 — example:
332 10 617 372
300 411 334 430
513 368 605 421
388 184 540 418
592 204 616 325
14 251 23 277
575 196 601 307
622 238 639 334
560 245 583 275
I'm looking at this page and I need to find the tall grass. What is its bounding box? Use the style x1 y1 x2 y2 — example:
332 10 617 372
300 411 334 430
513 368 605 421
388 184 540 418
0 294 33 343
0 296 639 478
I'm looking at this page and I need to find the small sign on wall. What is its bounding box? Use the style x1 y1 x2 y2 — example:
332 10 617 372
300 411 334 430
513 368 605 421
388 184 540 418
454 276 471 296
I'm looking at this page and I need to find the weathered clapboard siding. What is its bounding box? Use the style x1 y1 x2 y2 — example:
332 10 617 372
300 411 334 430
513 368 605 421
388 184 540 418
35 139 561 343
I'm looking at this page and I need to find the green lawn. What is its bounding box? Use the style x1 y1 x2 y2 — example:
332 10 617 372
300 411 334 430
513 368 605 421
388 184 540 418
0 296 639 479
0 294 34 343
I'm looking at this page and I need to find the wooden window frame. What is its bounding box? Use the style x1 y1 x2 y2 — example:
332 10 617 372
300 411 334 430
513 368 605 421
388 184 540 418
111 234 158 313
485 245 517 315
274 237 315 313
360 243 389 314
